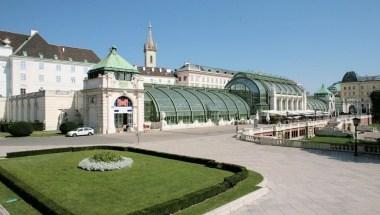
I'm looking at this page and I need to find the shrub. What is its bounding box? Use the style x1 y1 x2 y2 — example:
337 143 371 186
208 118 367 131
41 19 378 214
59 122 78 134
8 122 33 137
31 122 44 131
91 151 123 162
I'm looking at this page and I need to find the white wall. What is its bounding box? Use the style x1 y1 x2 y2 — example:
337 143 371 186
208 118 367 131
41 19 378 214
9 56 94 96
0 97 6 121
141 75 176 85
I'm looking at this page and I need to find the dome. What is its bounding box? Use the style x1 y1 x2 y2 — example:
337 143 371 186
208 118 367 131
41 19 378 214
342 71 358 83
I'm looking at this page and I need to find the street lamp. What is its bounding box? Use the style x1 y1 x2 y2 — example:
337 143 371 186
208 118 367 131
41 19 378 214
352 117 360 156
235 117 239 135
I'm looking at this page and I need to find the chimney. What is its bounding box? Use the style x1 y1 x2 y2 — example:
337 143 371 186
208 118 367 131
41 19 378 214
31 29 38 36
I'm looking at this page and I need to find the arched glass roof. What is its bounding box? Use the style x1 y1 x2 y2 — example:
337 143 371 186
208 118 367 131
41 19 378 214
144 85 250 122
229 72 303 96
307 97 328 111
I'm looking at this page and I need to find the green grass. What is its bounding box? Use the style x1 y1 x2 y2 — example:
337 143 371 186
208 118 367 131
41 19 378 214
307 136 352 144
176 171 263 215
307 136 379 145
0 130 62 138
0 181 41 215
0 150 234 214
370 123 380 131
30 130 63 137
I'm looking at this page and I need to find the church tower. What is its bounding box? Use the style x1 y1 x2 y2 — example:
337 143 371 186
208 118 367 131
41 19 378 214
144 22 157 68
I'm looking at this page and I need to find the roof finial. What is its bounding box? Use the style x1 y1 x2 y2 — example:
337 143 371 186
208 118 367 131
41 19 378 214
110 45 117 54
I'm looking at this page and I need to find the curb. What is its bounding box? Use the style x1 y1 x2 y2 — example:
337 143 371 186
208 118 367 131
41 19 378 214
204 178 269 215
0 204 10 215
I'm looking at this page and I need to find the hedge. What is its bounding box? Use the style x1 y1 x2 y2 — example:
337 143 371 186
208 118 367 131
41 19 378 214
0 122 44 132
3 146 249 214
8 122 34 137
0 166 73 215
59 122 79 134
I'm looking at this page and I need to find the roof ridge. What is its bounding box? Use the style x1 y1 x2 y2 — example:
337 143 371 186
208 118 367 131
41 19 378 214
13 33 36 55
0 30 29 37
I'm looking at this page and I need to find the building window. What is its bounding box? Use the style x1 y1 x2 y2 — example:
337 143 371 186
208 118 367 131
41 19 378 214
178 77 182 81
56 64 61 71
373 86 376 89
20 61 26 70
353 86 355 90
56 76 61 82
361 86 364 89
71 77 76 84
20 73 26 81
20 88 26 95
71 65 75 72
150 55 153 64
343 87 346 90
184 76 187 81
39 62 44 70
39 74 44 82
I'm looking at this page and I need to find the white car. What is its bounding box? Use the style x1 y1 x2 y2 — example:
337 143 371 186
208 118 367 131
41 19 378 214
66 127 94 137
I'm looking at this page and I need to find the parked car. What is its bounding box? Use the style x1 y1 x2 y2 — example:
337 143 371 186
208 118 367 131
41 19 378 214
66 127 94 137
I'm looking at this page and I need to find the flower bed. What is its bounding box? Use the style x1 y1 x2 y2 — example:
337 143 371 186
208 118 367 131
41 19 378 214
78 151 133 171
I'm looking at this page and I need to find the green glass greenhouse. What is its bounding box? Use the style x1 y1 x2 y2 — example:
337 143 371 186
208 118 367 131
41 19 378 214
306 97 328 112
144 85 250 124
225 72 304 114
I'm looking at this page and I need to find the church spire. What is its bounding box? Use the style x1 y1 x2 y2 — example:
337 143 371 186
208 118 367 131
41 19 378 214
144 22 157 67
144 21 156 51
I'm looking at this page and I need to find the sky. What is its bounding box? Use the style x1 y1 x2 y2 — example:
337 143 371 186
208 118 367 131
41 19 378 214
1 0 380 93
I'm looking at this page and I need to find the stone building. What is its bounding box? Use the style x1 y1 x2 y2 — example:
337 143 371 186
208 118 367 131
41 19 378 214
175 63 234 89
340 71 380 114
0 30 99 97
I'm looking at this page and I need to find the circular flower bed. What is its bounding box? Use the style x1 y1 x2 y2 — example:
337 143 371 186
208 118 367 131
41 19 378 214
78 152 133 171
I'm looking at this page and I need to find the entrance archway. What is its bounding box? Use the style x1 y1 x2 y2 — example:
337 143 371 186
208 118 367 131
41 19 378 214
348 105 356 114
114 96 133 131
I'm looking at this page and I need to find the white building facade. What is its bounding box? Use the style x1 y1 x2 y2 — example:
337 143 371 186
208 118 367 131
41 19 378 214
175 63 234 89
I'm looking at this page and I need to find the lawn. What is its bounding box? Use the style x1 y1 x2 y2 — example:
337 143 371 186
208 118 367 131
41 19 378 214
0 150 234 214
0 130 62 138
370 123 380 131
0 180 40 215
307 136 379 145
176 171 263 215
307 136 352 144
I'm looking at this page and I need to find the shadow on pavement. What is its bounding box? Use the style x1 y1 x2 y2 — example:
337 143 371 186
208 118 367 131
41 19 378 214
302 148 380 164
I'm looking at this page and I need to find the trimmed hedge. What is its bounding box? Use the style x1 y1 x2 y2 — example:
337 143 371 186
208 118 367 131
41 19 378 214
0 166 73 215
8 121 34 137
0 122 44 132
59 122 79 134
3 146 249 215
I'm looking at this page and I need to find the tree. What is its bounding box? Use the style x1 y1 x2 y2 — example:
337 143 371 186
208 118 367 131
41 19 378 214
370 90 380 122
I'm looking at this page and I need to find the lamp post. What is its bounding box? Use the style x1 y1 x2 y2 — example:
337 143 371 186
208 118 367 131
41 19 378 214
235 117 239 135
352 117 360 156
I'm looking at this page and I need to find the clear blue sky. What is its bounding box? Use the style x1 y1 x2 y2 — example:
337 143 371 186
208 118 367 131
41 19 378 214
1 0 380 92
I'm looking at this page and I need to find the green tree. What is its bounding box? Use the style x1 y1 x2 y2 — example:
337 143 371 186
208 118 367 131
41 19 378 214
370 90 380 122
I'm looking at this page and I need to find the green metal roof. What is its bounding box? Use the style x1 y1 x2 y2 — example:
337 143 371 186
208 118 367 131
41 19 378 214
90 46 138 73
315 84 332 95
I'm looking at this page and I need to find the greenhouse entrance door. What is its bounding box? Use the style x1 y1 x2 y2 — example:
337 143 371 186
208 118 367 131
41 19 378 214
114 96 133 132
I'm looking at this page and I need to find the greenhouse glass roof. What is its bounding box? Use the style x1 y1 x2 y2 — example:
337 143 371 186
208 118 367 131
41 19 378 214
307 97 328 111
144 85 250 120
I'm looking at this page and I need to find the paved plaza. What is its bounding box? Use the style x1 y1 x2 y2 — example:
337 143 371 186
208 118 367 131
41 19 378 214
1 126 380 215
